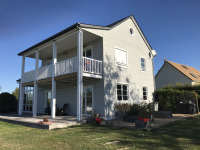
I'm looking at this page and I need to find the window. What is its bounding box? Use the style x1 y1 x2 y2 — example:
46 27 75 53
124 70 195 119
190 73 198 78
83 48 92 58
141 57 146 71
129 27 134 36
117 84 128 101
142 86 148 100
115 48 127 67
23 87 34 112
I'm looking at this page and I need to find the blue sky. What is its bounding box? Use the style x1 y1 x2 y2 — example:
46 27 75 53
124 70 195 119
0 0 200 93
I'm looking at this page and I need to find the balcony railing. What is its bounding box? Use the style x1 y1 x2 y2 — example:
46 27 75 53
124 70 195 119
37 64 52 80
21 57 102 83
56 57 77 76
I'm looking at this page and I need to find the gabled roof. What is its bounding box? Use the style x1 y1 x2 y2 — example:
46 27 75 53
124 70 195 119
158 60 200 81
18 15 153 56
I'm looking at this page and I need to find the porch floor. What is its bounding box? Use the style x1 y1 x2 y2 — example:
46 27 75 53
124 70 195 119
0 114 81 130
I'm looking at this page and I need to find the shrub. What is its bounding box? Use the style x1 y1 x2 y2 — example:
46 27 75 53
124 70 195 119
0 92 18 113
154 89 198 113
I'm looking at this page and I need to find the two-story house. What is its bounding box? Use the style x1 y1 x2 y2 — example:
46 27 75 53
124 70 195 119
18 15 157 121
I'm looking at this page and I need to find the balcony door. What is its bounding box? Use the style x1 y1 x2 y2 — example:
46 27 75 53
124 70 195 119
45 90 51 108
82 86 93 116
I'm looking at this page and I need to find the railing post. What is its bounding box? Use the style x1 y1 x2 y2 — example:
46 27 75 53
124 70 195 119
33 51 39 117
77 29 83 121
18 56 25 115
51 41 57 118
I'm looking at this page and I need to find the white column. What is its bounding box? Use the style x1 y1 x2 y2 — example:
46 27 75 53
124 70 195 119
51 41 57 118
33 51 39 117
18 56 25 115
77 29 83 121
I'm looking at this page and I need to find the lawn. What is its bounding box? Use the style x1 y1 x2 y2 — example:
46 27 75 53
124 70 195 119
0 116 200 150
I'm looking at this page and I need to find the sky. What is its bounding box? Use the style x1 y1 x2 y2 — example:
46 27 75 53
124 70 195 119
0 0 200 93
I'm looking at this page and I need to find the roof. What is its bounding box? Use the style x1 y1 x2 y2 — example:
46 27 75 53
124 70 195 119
18 15 153 56
166 60 200 81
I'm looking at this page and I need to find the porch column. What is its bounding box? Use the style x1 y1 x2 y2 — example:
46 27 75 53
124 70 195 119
33 51 39 117
51 41 57 118
18 56 25 115
77 29 83 121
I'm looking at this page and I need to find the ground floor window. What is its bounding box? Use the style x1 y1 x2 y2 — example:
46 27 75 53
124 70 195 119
117 84 128 101
142 86 148 100
23 87 34 112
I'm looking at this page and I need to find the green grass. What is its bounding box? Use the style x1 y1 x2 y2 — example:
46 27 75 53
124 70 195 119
0 116 200 150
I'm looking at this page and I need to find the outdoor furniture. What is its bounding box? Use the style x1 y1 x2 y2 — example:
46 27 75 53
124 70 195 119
56 104 68 116
44 106 51 115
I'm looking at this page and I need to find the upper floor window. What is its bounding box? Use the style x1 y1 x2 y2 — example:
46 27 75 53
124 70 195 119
117 84 128 101
115 47 128 67
142 86 148 100
83 47 92 58
129 27 134 36
141 57 146 71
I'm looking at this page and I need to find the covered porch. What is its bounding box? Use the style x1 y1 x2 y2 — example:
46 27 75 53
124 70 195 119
18 27 103 121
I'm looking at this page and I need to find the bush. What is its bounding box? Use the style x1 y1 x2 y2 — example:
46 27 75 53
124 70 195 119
0 92 18 113
154 89 198 113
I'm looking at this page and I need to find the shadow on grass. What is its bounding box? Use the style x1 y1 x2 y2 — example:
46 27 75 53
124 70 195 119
68 116 200 149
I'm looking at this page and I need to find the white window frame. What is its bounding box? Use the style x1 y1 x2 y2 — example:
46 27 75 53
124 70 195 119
115 46 128 68
83 45 93 58
140 57 146 72
142 86 148 101
23 87 34 112
44 90 52 108
116 83 129 102
129 26 135 37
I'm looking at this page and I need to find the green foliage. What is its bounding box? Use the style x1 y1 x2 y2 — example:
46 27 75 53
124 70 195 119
114 103 131 115
0 92 18 113
12 87 19 100
154 89 198 112
115 102 155 118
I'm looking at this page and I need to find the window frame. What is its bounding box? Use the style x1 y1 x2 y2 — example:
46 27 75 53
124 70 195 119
116 83 129 102
83 46 93 58
23 87 34 112
115 46 128 68
142 86 148 101
129 26 135 37
140 57 146 72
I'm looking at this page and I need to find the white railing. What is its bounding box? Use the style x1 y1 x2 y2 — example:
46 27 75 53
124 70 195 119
22 57 103 83
56 57 77 76
22 70 35 83
83 57 102 74
37 64 52 80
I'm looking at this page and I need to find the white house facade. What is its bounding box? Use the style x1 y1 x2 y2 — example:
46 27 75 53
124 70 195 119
18 15 156 121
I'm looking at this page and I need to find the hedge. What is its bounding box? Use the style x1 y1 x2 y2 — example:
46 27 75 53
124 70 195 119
154 89 198 113
0 92 18 113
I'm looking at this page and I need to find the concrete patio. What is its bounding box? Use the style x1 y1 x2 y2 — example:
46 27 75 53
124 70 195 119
0 114 81 130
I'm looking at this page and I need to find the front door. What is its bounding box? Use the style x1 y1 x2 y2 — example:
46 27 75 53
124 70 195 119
83 86 93 116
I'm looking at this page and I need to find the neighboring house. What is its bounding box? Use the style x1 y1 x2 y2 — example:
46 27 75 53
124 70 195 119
18 15 157 121
156 59 200 89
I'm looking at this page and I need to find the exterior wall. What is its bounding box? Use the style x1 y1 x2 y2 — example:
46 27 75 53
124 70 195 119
155 62 192 89
36 38 105 117
102 18 155 120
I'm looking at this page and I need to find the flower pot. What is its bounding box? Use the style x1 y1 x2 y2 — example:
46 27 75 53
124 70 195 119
43 118 49 122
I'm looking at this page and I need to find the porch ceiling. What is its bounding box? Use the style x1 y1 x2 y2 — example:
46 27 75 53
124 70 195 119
26 30 101 60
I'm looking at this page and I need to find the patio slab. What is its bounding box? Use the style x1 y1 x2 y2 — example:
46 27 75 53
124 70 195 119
0 114 81 130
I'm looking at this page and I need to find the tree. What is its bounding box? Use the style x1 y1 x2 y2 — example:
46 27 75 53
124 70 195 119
12 87 19 100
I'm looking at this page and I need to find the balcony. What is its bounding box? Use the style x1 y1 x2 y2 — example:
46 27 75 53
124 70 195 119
22 57 102 84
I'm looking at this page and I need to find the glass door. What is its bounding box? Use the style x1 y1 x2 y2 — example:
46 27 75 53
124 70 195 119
45 91 52 108
83 86 93 116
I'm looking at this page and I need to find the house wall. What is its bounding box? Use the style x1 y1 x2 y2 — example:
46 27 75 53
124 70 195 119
37 38 105 117
102 18 155 120
155 62 192 89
